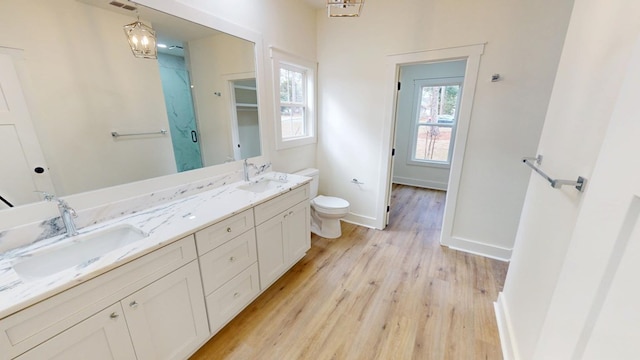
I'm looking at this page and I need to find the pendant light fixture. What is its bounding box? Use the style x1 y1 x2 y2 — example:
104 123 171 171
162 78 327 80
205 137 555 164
123 11 157 59
327 0 364 17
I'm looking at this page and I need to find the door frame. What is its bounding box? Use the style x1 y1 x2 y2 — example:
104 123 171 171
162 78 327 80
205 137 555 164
223 71 257 161
378 44 484 246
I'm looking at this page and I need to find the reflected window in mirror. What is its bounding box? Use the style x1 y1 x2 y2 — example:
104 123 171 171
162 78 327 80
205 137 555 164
270 48 317 150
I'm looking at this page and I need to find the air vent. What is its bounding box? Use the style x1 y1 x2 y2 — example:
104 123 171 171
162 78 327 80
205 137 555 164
109 1 136 11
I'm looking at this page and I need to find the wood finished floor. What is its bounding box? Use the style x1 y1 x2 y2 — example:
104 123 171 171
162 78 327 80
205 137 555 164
191 184 508 360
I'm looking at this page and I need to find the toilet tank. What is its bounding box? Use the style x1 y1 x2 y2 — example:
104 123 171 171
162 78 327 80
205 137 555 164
294 168 319 198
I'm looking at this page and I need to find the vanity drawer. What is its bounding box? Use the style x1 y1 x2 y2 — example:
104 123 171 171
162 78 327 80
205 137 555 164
206 263 260 334
0 236 197 359
195 209 255 255
254 184 310 225
199 229 257 295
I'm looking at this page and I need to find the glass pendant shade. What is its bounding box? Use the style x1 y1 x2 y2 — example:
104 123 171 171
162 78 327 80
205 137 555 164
327 0 364 17
123 20 157 59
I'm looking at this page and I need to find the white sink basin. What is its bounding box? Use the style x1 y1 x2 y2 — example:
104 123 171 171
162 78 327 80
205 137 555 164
12 224 148 281
237 179 282 193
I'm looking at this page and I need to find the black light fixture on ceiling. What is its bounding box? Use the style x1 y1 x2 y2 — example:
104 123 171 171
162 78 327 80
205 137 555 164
122 5 157 59
327 0 364 17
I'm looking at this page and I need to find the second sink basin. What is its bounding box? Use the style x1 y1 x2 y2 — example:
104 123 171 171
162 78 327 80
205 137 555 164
237 179 282 193
12 224 148 282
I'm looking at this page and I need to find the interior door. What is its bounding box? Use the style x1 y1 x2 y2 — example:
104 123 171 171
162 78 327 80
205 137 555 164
568 37 640 359
0 51 54 208
534 35 640 359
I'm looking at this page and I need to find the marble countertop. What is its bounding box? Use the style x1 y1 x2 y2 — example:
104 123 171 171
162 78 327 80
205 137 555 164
0 172 311 319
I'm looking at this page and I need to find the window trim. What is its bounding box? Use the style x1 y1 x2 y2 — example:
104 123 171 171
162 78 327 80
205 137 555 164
270 48 317 150
407 77 464 168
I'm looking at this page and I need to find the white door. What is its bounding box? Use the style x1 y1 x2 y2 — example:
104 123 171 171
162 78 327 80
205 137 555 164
534 35 640 359
570 36 640 359
0 51 53 207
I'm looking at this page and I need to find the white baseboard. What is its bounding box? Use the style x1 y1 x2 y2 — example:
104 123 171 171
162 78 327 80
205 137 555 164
494 292 518 360
442 235 512 261
392 176 447 191
343 212 379 229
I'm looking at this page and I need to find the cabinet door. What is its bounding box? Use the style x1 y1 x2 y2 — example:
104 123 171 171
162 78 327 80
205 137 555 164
15 303 136 360
122 261 209 360
256 213 288 290
286 201 311 262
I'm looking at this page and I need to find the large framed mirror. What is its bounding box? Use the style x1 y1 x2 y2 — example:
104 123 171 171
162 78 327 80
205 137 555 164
0 0 262 209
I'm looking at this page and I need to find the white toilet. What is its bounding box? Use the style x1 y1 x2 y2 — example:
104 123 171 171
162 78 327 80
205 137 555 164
295 168 350 239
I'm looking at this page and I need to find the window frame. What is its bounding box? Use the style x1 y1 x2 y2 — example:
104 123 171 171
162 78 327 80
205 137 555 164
407 77 464 168
271 48 317 150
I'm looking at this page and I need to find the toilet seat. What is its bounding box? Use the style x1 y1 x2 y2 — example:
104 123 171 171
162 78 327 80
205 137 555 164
312 195 350 214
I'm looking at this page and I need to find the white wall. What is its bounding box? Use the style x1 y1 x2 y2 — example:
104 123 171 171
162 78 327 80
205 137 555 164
316 0 574 256
497 0 640 358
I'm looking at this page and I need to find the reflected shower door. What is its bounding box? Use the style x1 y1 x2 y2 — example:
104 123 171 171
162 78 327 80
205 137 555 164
158 53 203 172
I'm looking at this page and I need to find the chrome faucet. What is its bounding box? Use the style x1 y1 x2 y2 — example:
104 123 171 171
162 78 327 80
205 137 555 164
243 159 257 182
39 192 79 237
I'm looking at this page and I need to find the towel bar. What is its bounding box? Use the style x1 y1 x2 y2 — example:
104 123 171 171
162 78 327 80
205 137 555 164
522 155 586 192
111 129 167 138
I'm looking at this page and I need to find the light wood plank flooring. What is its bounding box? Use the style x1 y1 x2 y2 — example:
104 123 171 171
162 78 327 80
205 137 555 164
191 184 508 360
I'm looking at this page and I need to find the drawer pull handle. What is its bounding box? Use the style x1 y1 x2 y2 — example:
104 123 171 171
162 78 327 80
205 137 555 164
233 292 240 298
229 256 236 262
129 301 139 309
226 227 232 233
110 312 119 319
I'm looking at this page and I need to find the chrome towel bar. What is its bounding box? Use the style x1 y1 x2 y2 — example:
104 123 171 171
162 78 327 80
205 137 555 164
111 129 167 138
522 155 587 192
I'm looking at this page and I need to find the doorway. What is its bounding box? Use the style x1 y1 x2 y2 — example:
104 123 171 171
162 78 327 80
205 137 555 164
378 44 484 249
393 60 466 191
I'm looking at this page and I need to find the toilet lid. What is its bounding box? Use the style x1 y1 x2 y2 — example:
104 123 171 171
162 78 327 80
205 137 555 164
313 195 349 210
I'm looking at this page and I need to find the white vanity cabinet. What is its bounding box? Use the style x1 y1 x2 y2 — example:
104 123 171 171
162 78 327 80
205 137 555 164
1 179 313 360
120 260 208 360
14 303 136 360
2 236 209 360
195 209 261 333
254 184 311 290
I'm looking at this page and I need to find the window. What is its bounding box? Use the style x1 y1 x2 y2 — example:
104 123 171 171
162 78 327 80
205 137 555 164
410 78 462 166
271 48 317 149
279 65 306 139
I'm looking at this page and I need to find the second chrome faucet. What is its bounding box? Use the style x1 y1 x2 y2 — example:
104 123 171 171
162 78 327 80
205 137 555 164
39 192 79 237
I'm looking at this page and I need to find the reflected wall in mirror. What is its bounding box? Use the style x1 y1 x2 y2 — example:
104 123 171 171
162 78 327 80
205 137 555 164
0 0 261 209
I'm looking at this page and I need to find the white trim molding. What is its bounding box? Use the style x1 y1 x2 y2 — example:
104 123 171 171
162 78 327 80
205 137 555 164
444 236 512 261
392 176 447 191
343 212 378 229
494 292 519 360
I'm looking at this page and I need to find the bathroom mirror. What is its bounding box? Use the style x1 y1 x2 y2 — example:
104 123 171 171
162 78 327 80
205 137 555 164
0 0 262 209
